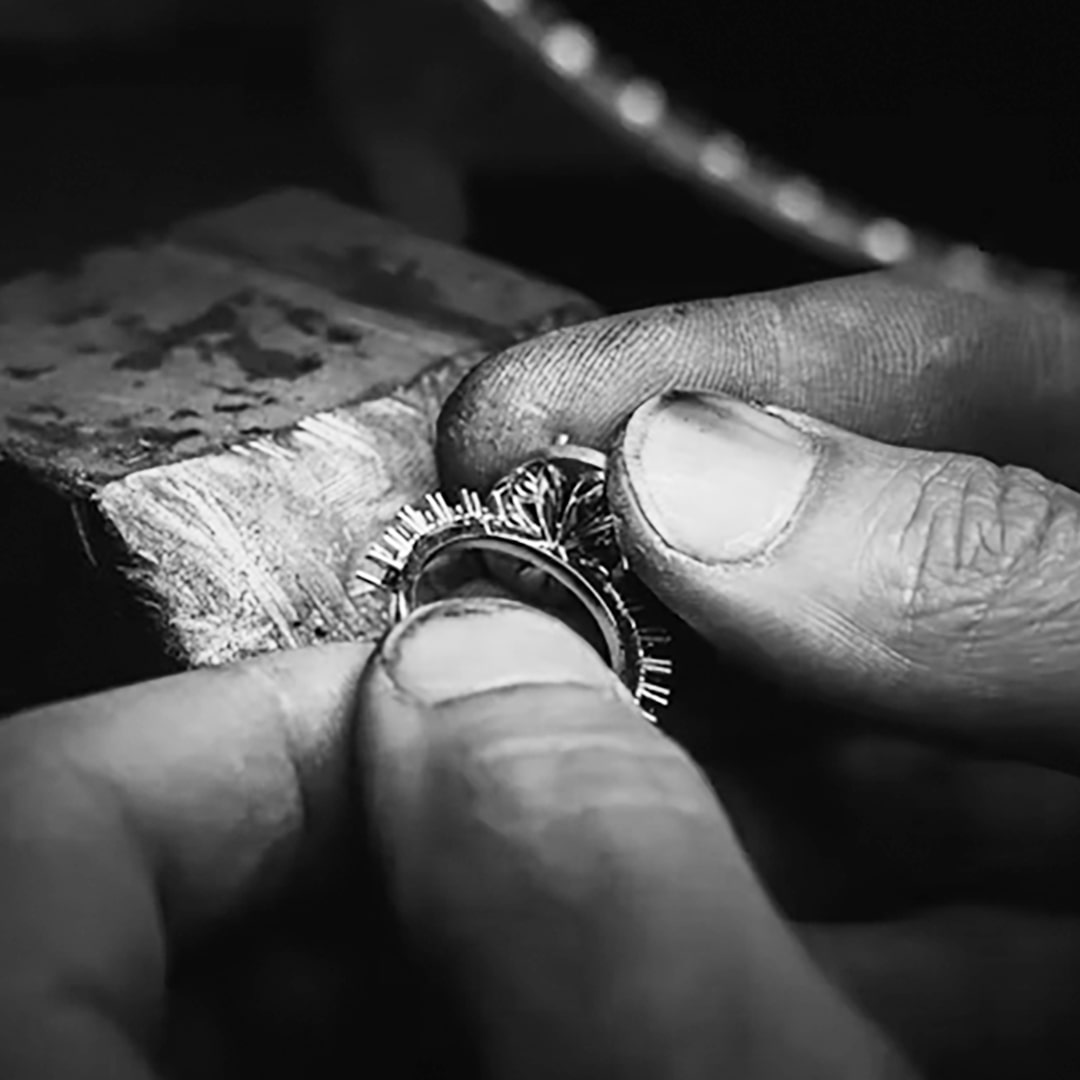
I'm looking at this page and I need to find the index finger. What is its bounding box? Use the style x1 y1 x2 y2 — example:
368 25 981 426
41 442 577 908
437 272 1080 490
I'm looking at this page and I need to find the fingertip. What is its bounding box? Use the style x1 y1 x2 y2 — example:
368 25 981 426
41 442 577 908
435 368 494 491
355 598 640 847
371 597 625 707
435 312 649 491
436 336 562 492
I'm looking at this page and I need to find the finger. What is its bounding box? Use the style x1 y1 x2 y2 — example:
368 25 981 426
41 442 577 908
357 597 913 1079
802 906 1080 1080
0 641 371 1079
609 391 1080 768
437 272 1080 492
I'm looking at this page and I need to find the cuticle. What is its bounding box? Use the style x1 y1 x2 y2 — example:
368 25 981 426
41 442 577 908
379 597 527 668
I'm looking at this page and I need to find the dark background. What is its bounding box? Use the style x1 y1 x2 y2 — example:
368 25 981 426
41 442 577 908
0 0 1077 311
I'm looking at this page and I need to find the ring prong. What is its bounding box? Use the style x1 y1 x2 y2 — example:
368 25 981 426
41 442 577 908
352 455 674 723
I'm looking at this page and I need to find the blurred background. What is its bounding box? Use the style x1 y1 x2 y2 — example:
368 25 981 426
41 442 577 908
0 0 1076 311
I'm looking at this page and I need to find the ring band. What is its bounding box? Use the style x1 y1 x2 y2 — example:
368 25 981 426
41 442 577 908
352 446 673 722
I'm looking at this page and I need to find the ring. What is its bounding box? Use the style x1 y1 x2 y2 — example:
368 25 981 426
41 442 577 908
352 440 673 722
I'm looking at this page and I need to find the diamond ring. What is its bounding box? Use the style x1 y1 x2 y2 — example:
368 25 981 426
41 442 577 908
352 439 673 722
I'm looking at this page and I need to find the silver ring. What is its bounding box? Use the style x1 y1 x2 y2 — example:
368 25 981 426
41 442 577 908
352 442 673 722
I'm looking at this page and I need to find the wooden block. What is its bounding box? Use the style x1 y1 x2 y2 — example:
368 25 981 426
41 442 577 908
0 189 598 713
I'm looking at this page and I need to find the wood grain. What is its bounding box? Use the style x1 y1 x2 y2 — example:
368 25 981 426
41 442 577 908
0 189 598 712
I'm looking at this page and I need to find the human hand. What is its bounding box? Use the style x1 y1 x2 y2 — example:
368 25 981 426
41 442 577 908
7 271 1080 1080
355 272 1080 1078
0 643 401 1080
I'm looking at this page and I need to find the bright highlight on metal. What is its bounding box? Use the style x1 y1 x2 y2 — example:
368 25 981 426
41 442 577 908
462 0 1075 314
353 449 674 723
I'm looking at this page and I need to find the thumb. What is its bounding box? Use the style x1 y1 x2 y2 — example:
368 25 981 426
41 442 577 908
356 598 909 1080
610 392 1080 765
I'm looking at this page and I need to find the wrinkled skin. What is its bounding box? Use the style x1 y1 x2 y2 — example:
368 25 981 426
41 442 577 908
5 272 1080 1079
433 272 1080 1077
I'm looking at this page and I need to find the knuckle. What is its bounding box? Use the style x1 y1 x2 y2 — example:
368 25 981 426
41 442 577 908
877 453 1080 632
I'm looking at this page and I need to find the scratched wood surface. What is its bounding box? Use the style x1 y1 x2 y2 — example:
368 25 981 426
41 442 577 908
0 189 598 713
